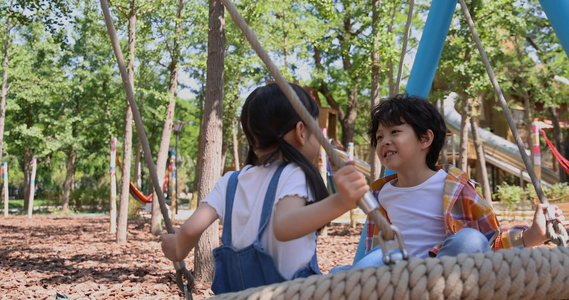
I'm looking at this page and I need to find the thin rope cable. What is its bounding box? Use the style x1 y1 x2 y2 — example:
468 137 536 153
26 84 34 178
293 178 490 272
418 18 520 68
457 0 567 246
220 0 395 240
394 0 414 95
99 1 194 298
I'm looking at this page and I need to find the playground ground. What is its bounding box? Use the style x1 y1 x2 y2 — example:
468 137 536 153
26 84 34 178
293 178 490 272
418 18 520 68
0 211 553 299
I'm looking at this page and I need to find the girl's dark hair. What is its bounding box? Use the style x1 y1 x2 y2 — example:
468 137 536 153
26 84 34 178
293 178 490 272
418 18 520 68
241 82 328 202
367 94 447 171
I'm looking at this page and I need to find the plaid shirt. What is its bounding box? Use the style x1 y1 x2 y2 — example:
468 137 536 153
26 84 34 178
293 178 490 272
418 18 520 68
365 165 526 257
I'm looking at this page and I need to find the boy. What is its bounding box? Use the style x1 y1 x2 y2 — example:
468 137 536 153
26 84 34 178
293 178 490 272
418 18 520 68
336 94 564 271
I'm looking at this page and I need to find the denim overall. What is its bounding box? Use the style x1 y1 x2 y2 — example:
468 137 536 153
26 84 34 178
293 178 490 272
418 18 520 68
211 164 321 294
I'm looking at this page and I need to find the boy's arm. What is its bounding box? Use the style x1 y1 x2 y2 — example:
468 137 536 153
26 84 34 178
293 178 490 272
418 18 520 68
521 203 565 247
493 204 564 249
161 203 218 262
273 164 368 241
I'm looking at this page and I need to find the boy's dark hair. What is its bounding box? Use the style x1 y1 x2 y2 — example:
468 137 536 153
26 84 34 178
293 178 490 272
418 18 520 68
241 82 328 202
367 94 447 171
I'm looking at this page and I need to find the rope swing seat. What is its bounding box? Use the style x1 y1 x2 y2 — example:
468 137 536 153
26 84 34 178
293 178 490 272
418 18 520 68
213 247 569 299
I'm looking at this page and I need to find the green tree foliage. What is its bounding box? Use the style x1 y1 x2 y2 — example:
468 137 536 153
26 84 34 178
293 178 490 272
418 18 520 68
0 0 567 213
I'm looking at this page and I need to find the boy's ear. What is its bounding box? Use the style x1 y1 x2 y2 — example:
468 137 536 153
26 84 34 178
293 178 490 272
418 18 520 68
420 129 434 149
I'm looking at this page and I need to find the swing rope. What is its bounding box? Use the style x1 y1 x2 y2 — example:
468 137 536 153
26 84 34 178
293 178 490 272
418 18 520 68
99 1 194 298
457 0 568 247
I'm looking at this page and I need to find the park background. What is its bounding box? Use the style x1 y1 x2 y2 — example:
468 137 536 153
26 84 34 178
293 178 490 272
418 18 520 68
1 0 569 298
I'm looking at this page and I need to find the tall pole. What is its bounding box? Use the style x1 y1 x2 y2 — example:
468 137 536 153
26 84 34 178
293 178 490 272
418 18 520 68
170 149 176 220
27 157 37 218
172 120 184 215
3 162 7 216
531 120 542 184
110 137 117 230
175 132 180 215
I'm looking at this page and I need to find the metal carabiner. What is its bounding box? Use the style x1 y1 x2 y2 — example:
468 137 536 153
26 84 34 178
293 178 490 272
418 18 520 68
174 261 194 300
376 225 408 265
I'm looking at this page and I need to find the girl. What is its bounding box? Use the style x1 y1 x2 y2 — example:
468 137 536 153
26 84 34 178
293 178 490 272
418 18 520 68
161 82 368 294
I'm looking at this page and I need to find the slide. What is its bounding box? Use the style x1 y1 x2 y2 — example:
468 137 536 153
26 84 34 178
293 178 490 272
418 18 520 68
442 92 558 187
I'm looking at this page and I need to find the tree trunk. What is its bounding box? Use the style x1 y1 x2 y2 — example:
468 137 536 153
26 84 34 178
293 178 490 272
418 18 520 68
549 107 568 182
23 102 33 211
134 143 142 188
62 146 76 211
193 81 206 194
470 101 492 204
220 137 228 171
368 0 381 183
515 37 534 161
232 119 240 171
116 6 137 237
0 4 12 172
387 3 397 97
151 0 185 235
458 93 469 172
341 84 358 148
195 0 225 282
313 47 345 123
23 147 31 211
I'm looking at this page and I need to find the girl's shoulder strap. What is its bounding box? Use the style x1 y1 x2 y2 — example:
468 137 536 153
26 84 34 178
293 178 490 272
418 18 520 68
221 170 241 246
257 163 287 240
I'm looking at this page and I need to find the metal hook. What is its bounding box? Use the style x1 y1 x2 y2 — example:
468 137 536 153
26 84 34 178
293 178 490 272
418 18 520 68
376 225 408 265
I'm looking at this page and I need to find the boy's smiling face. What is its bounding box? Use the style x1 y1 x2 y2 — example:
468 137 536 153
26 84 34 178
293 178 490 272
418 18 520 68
375 120 431 174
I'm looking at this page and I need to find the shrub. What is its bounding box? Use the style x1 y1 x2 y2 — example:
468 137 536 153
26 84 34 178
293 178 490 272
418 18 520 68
495 182 526 211
549 182 569 200
526 182 569 202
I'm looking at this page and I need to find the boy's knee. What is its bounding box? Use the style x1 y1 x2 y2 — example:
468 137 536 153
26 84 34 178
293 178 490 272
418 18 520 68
440 228 490 257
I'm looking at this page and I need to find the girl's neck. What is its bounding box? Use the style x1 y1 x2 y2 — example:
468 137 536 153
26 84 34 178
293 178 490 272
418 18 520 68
393 167 438 188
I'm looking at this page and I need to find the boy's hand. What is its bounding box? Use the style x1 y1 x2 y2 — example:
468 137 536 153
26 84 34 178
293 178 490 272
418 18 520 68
523 203 566 247
333 161 369 211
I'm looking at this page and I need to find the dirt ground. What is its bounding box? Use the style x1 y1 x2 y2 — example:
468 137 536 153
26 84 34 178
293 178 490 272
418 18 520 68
0 214 366 299
0 214 552 299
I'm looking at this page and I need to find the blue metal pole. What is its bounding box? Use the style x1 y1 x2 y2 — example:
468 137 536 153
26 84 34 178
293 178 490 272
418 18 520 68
405 0 458 98
538 0 569 60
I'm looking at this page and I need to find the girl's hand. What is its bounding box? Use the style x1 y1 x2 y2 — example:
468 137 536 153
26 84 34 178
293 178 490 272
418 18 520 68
333 161 369 211
161 229 180 262
523 204 565 247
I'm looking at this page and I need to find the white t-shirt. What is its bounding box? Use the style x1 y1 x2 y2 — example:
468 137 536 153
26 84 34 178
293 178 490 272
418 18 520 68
203 162 317 279
378 169 448 258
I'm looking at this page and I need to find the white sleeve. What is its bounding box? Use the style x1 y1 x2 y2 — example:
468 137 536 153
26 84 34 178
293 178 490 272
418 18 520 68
275 164 314 205
200 171 233 222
